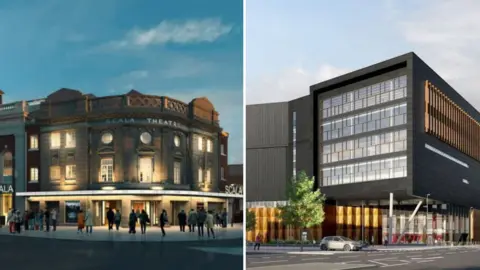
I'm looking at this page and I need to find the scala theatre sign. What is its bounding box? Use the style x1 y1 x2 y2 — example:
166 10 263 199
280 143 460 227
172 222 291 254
225 184 243 195
104 118 187 129
0 184 14 193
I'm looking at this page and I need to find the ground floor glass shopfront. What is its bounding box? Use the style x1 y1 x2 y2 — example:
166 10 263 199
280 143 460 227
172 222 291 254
0 193 13 225
22 192 239 227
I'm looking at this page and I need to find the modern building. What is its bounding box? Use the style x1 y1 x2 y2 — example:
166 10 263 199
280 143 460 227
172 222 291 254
246 52 480 243
0 88 240 226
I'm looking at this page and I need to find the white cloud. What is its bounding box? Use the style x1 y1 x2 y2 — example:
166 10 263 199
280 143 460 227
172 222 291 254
246 65 350 104
128 70 149 79
392 0 480 108
104 18 233 49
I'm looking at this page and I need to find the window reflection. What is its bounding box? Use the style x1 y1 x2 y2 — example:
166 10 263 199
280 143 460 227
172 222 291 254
321 156 407 186
322 75 407 118
322 103 407 141
322 130 406 164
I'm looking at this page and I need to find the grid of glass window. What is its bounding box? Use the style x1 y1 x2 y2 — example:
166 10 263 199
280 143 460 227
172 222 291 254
293 111 297 177
322 129 407 164
322 156 407 186
322 103 406 141
322 75 407 118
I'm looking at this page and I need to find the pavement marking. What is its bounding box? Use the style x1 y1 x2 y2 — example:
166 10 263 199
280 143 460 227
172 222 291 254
416 260 435 263
301 257 327 261
336 260 361 264
445 252 457 255
366 253 384 256
249 260 289 264
411 256 443 260
339 255 359 258
368 260 389 266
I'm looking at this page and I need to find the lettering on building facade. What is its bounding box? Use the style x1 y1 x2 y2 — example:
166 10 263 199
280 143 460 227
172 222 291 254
225 184 243 195
0 184 14 193
104 118 186 129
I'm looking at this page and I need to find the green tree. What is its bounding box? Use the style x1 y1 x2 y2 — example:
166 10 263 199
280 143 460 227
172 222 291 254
278 171 325 245
246 210 256 232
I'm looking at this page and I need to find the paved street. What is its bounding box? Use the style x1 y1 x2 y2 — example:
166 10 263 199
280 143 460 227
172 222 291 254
247 246 480 269
0 234 242 270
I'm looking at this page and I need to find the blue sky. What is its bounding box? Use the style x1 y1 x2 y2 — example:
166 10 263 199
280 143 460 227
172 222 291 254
0 0 243 164
246 0 480 107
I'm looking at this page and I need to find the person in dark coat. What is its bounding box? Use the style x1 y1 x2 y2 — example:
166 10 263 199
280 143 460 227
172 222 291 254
128 210 137 234
197 208 207 237
159 209 168 237
44 208 51 232
106 208 115 230
177 210 187 232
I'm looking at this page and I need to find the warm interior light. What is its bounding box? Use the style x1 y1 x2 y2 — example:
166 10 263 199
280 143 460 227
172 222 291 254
101 186 116 190
151 186 164 190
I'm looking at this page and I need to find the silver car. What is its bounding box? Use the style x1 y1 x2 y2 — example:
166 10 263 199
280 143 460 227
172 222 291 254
320 236 362 251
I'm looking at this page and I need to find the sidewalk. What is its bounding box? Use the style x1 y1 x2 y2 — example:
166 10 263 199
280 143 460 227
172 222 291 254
246 244 480 254
0 224 243 242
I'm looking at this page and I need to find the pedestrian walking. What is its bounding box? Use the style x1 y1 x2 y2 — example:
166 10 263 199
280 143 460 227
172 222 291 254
139 209 150 234
188 209 197 232
85 208 93 234
254 233 263 250
159 209 168 236
128 209 137 234
177 209 187 232
77 210 85 234
114 209 121 231
206 210 215 239
44 208 51 232
106 208 115 230
14 210 22 234
197 208 206 237
7 208 14 233
51 208 57 231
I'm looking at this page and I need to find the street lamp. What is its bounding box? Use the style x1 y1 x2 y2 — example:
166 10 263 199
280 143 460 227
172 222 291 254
426 193 430 245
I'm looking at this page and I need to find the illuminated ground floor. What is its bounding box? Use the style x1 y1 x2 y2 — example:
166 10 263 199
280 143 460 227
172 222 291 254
0 193 13 224
17 190 242 227
247 201 476 244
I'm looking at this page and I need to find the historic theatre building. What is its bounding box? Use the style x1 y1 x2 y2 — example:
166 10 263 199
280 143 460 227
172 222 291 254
9 88 240 226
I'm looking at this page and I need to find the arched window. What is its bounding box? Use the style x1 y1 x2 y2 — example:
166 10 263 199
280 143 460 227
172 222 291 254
3 152 12 176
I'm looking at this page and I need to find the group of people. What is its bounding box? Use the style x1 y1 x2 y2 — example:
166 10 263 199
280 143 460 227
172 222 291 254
6 208 58 234
177 208 227 238
75 208 94 234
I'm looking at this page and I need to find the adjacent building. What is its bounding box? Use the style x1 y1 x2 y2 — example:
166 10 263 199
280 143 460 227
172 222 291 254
247 52 480 243
0 88 241 226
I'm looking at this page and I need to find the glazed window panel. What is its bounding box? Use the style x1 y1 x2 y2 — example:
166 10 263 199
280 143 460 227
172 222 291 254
65 165 76 180
30 167 39 182
425 80 480 161
321 130 407 164
322 103 407 141
322 156 407 186
321 75 407 118
174 161 181 184
100 158 114 182
3 152 12 177
50 166 60 180
138 157 153 182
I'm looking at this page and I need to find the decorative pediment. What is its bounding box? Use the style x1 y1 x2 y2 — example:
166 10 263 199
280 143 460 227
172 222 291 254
98 146 115 155
137 147 155 155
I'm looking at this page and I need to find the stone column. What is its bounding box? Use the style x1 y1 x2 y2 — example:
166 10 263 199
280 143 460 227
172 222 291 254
14 132 26 212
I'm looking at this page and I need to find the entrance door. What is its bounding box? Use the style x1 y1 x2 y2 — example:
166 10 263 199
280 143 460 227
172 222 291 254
103 201 118 226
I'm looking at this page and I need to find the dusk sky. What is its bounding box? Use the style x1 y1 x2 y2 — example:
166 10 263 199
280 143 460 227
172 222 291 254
0 0 243 163
247 0 480 110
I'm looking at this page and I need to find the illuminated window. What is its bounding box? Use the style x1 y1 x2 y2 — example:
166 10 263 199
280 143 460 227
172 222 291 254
30 168 39 182
100 158 113 182
207 140 212 152
50 166 60 180
174 161 181 184
65 131 76 148
30 135 39 150
138 157 153 182
221 144 225 155
198 168 203 182
3 152 12 177
206 169 211 183
50 132 61 149
174 135 180 147
65 165 76 180
198 136 204 151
